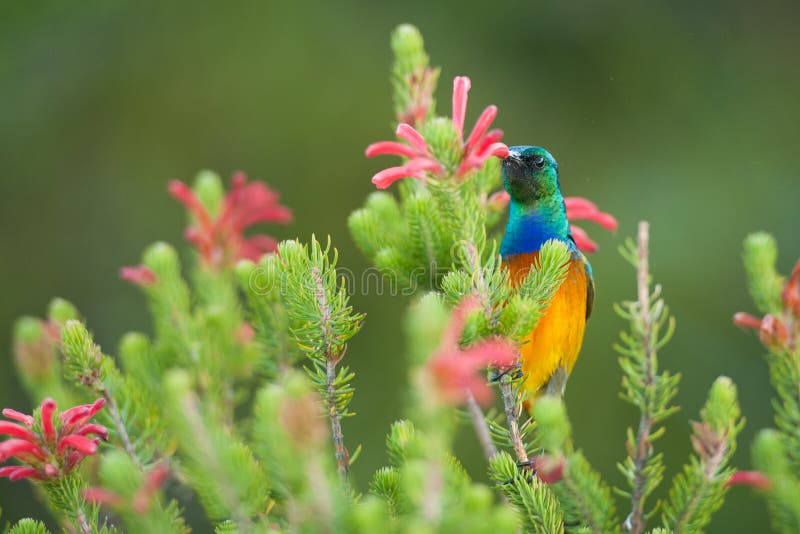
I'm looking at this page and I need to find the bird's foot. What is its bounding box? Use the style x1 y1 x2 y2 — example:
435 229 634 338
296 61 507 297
490 363 523 382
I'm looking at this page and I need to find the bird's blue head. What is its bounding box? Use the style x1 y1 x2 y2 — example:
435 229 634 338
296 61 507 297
502 146 561 205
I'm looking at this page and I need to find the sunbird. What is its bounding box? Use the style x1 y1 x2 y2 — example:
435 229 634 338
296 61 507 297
500 146 594 400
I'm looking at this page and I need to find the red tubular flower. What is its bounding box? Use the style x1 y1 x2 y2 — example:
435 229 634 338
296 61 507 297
533 454 566 484
56 435 98 456
428 297 516 406
452 77 510 177
735 256 800 350
119 265 158 287
726 470 771 490
77 424 109 441
0 422 38 441
0 466 45 481
61 398 106 429
0 440 47 462
760 314 789 349
84 462 170 514
2 409 34 428
366 124 445 189
366 76 509 189
133 463 170 514
0 398 106 482
733 312 763 330
782 259 800 317
487 190 511 212
41 398 56 444
734 310 792 350
564 197 618 253
169 172 292 269
83 487 125 507
236 322 256 345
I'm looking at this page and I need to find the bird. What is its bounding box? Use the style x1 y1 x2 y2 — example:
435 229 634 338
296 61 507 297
499 146 594 402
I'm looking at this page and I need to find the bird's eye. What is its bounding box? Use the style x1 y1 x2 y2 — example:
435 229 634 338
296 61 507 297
533 155 545 169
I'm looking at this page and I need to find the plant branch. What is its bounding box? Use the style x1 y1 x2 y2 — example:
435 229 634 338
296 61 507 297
313 267 351 479
463 241 496 326
465 391 498 462
180 393 254 532
327 358 350 478
499 374 529 464
101 390 144 470
563 473 605 534
626 221 653 534
75 507 92 534
672 444 726 534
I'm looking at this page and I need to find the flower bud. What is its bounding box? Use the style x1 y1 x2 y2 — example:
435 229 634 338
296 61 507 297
781 259 800 318
12 317 56 384
47 298 78 326
759 314 789 349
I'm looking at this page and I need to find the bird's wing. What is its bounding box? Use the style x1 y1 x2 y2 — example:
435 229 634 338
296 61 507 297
571 248 595 320
585 264 595 320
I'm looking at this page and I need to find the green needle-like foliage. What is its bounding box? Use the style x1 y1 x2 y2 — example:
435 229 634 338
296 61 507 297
41 474 110 534
162 370 269 528
742 232 784 316
251 370 347 532
391 24 440 125
7 519 51 534
534 397 620 534
662 377 743 533
489 451 564 534
752 430 800 533
2 22 763 534
237 255 304 377
614 230 680 533
736 233 800 534
61 320 164 467
95 451 187 533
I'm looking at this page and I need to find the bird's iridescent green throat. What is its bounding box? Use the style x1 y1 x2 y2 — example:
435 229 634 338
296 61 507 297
500 146 572 257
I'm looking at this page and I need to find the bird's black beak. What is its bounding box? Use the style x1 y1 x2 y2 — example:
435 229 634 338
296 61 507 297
504 148 523 165
503 147 525 177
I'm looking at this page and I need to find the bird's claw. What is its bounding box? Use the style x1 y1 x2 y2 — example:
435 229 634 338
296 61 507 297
490 363 523 382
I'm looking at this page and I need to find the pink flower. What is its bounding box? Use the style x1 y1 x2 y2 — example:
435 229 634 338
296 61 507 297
428 297 516 406
782 259 800 318
236 322 256 345
734 258 800 350
759 314 790 349
0 398 107 482
726 470 771 490
366 76 509 189
119 265 158 287
84 462 171 514
733 312 763 330
451 77 510 177
533 454 566 484
564 197 618 253
169 172 292 269
735 312 793 350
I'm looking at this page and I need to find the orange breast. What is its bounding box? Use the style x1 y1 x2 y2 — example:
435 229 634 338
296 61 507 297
504 251 588 397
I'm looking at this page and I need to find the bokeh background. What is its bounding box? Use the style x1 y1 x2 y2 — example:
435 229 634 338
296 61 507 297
2 1 799 531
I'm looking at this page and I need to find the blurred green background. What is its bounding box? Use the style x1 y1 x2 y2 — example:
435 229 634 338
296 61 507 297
1 1 798 531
